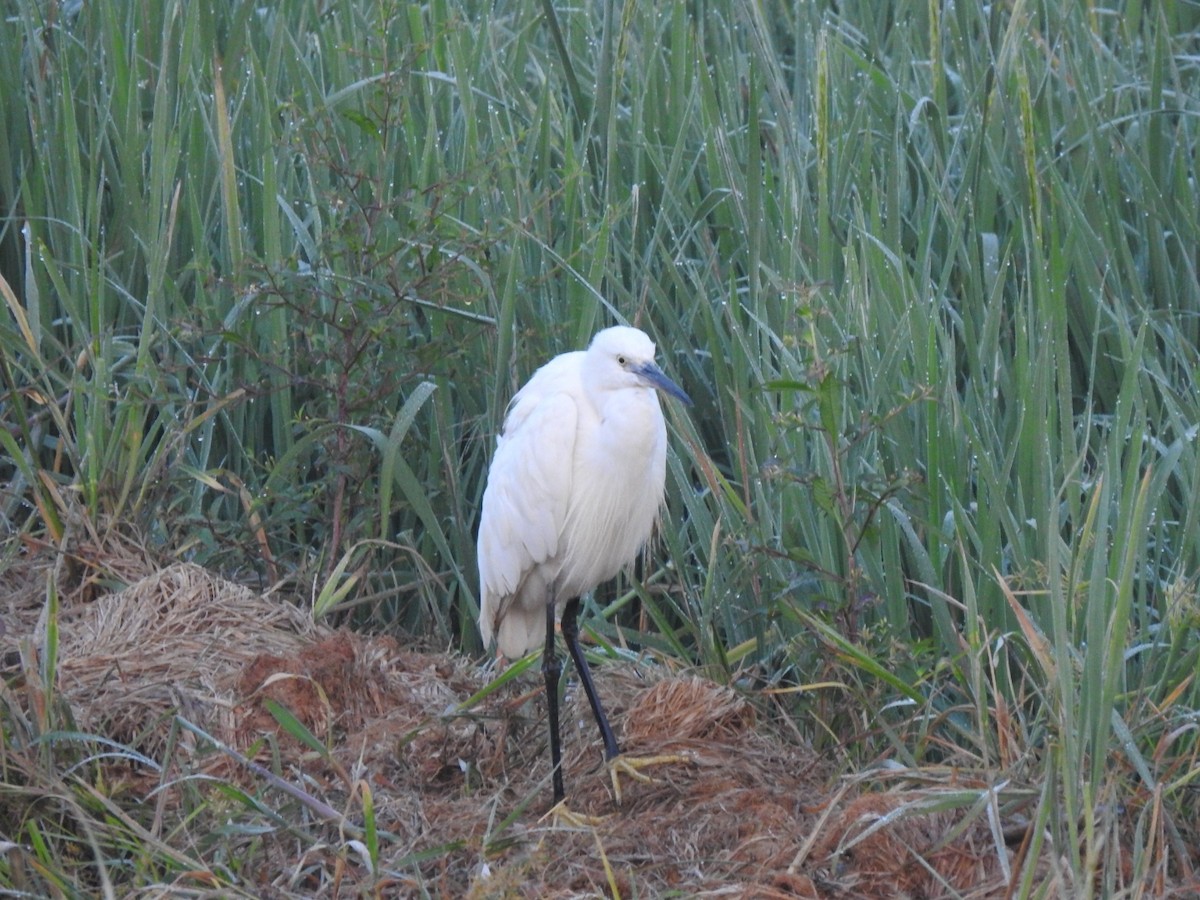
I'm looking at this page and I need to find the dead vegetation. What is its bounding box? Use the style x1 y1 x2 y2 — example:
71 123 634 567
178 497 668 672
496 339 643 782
4 557 1196 898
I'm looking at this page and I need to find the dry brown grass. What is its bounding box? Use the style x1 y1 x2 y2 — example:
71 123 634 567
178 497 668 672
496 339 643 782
9 555 1194 898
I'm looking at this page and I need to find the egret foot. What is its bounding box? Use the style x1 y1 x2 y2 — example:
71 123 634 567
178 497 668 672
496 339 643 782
540 799 610 829
607 751 695 806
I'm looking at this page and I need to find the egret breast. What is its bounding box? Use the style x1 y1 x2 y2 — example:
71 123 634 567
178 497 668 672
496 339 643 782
556 390 668 599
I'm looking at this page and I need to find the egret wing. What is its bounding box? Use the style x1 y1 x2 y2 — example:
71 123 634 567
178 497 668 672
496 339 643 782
477 388 578 641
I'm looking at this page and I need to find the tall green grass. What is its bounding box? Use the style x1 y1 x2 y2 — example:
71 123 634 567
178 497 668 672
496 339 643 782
3 0 1199 892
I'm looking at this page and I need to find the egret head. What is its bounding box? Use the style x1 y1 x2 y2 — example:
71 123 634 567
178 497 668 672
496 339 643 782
586 326 692 406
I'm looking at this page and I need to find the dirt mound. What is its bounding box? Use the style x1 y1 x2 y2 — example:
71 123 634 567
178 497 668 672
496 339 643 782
54 562 319 757
26 563 1095 897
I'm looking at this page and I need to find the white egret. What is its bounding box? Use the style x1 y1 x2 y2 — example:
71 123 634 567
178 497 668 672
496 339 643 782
477 325 692 807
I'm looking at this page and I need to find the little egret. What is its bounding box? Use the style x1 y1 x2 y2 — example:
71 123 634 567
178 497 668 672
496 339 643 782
477 325 692 807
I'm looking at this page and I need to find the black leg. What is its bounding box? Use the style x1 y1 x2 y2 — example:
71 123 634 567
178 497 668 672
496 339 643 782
562 597 620 760
542 594 566 803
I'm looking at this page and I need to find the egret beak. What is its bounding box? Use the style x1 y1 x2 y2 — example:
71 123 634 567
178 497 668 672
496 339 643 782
635 361 692 406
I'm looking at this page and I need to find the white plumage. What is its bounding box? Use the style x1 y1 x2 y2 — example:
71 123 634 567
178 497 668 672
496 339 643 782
478 325 688 658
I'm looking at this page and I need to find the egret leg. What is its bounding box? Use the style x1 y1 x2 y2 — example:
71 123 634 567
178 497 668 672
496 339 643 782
562 597 694 805
543 596 566 804
539 597 616 826
561 597 620 760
